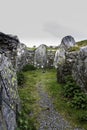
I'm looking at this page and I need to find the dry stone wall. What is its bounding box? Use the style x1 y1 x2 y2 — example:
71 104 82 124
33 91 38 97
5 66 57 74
72 46 87 91
56 35 87 91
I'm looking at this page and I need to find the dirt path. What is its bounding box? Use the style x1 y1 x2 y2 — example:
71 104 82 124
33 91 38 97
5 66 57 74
36 81 84 130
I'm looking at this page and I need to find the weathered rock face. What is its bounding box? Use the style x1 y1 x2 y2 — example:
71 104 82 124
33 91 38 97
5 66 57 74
34 44 47 68
60 35 75 51
0 32 33 71
54 36 76 68
72 46 87 91
16 43 29 71
0 53 20 130
54 48 65 68
47 50 55 68
0 32 21 130
57 51 79 83
27 50 34 65
56 35 87 91
0 32 19 69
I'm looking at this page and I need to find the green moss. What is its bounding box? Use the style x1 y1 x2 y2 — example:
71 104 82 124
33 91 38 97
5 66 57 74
27 47 36 51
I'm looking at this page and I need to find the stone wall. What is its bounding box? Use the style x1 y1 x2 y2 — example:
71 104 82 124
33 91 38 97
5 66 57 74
72 46 87 91
0 32 21 130
56 35 87 91
57 51 79 83
0 53 20 130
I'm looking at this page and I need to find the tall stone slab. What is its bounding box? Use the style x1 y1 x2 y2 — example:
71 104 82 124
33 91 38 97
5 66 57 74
54 36 76 68
60 35 75 50
16 43 29 71
34 44 47 68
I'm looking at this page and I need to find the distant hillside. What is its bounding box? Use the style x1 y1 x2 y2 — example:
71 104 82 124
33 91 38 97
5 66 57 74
77 40 87 47
68 40 87 52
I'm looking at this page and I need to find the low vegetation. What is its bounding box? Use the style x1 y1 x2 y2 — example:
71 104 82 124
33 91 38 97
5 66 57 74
77 40 87 47
44 71 87 130
16 66 39 130
17 71 25 87
22 64 37 72
16 68 87 130
68 46 80 52
62 75 87 109
68 40 87 52
27 47 36 51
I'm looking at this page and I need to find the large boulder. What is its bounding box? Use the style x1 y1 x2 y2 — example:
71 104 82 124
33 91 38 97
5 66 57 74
60 35 75 50
34 44 47 68
54 36 76 68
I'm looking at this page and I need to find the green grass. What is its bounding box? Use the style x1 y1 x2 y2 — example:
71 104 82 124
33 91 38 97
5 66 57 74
17 70 41 130
27 47 36 51
68 46 80 52
43 70 87 130
77 40 87 47
17 69 87 130
68 40 87 52
47 47 58 52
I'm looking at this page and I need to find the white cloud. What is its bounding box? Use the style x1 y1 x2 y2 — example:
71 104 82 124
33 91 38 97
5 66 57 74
0 0 87 47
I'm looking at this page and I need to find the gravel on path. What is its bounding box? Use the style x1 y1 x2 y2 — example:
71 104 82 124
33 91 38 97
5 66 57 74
36 82 85 130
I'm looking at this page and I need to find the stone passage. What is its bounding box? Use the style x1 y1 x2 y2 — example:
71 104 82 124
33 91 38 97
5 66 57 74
37 82 84 130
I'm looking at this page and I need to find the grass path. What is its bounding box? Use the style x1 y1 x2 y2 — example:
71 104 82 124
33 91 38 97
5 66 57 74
36 81 74 130
18 69 85 130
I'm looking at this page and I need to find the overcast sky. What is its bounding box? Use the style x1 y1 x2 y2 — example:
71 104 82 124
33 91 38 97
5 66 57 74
0 0 87 47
